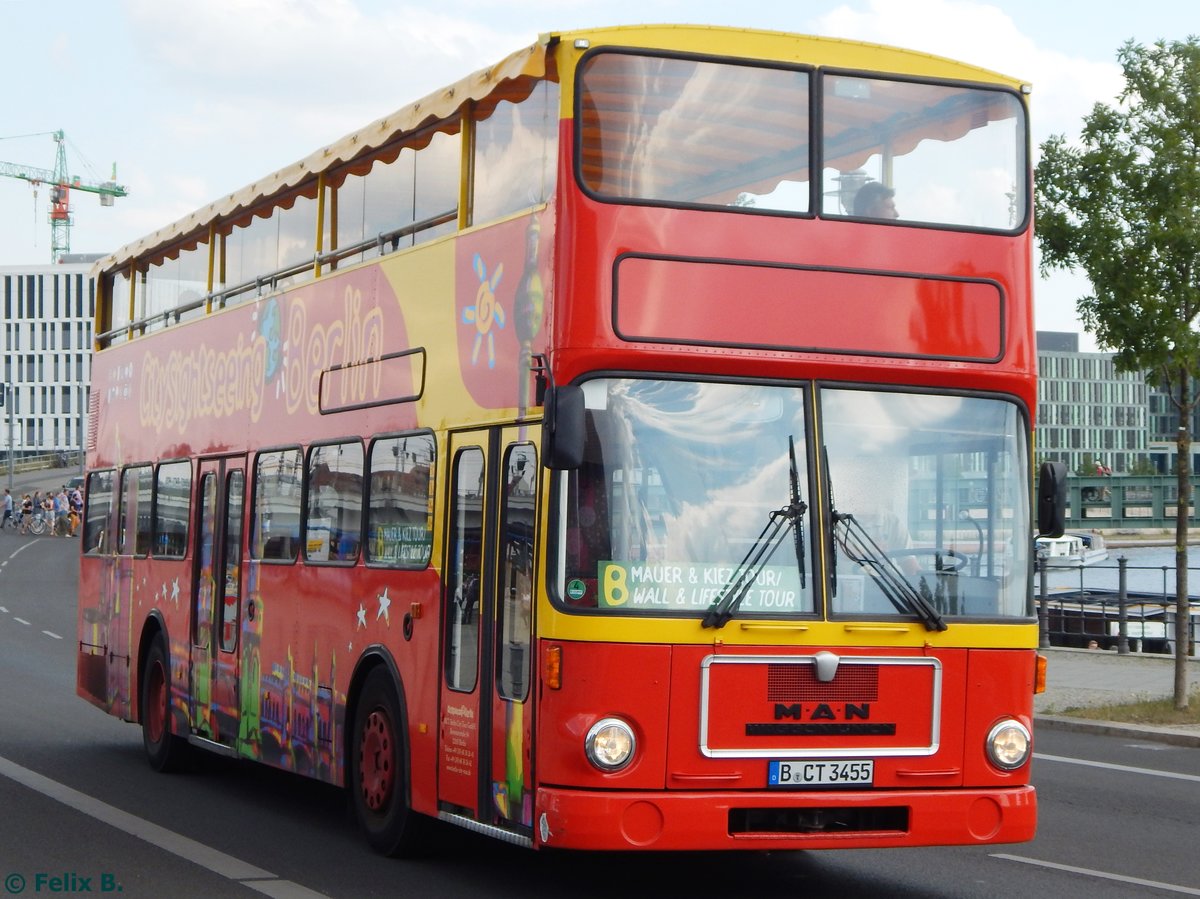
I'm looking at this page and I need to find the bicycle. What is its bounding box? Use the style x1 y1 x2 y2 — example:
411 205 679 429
17 511 47 536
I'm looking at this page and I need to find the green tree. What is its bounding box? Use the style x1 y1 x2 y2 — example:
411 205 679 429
1036 37 1200 708
1127 457 1161 476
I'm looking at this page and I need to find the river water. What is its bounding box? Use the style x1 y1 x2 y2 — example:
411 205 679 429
1041 544 1199 599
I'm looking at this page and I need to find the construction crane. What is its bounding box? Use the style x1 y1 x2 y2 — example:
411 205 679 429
0 129 128 263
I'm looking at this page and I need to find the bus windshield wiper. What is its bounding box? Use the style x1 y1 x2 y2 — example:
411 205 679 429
831 511 947 632
703 437 807 629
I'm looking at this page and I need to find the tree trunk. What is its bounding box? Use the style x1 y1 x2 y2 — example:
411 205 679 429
1175 370 1192 711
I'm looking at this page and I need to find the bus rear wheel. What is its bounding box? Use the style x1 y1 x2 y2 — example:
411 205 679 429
141 636 188 772
350 667 432 856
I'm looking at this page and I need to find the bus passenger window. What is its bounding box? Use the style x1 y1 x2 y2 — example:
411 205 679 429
366 434 435 568
473 80 560 225
153 460 192 558
251 448 302 562
118 465 153 555
83 470 114 554
306 441 364 563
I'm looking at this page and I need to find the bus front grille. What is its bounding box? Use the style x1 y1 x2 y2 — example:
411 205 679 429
729 806 908 835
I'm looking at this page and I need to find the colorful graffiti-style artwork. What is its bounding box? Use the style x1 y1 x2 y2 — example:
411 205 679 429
456 212 550 412
493 699 533 827
124 267 403 458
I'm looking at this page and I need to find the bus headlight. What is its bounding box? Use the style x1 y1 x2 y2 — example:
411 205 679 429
985 719 1031 770
585 717 636 772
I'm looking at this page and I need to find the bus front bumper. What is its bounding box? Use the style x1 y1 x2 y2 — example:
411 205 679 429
533 785 1036 851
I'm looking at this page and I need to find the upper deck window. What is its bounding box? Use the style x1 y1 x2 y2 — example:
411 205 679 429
822 75 1026 230
575 51 1027 232
577 52 811 212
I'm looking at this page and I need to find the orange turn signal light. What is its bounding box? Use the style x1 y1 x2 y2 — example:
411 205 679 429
543 643 562 690
1034 653 1047 695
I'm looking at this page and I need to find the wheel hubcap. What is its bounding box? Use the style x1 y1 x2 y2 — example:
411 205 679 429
359 709 394 812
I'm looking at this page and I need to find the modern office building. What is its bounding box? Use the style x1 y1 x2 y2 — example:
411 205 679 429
1035 331 1149 474
1 257 97 462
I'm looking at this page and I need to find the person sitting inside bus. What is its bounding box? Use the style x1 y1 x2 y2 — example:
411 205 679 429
853 181 899 219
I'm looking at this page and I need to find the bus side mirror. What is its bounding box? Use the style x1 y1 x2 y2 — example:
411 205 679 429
542 384 585 470
1037 461 1067 538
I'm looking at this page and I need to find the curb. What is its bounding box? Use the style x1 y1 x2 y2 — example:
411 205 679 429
1035 714 1200 748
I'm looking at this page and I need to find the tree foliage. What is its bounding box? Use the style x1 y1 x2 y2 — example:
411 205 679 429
1035 37 1200 707
1036 37 1200 377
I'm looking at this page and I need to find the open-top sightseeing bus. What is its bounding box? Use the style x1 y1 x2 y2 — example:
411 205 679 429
77 24 1061 854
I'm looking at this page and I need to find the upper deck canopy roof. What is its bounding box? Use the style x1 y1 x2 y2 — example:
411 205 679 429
93 24 1024 277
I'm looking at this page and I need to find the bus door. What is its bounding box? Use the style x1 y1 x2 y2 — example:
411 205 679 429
439 426 539 830
189 456 247 749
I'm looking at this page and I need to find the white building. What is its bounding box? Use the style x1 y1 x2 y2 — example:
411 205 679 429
1 258 96 461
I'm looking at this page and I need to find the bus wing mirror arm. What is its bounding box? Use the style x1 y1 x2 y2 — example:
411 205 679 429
543 384 585 470
1036 461 1068 538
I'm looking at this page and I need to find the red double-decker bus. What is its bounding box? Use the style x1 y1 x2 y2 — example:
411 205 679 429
77 25 1053 855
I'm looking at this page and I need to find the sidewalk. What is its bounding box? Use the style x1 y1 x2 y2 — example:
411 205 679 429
1035 646 1200 747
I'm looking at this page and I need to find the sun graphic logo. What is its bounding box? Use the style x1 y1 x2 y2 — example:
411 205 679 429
462 253 507 368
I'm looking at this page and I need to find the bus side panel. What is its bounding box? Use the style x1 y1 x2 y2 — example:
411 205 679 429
77 556 122 715
76 553 139 721
240 562 443 791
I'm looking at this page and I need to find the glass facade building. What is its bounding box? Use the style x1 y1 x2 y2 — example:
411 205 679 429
1036 332 1148 473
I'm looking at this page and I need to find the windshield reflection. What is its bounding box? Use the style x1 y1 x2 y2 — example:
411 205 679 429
559 379 812 615
822 388 1031 619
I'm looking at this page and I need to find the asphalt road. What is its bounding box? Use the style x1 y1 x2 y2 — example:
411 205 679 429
1 530 1199 897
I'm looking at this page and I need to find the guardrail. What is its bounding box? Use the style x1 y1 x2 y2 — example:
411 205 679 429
0 451 82 478
1037 556 1199 656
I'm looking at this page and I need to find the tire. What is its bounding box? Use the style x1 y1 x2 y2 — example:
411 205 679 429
28 517 46 536
141 636 188 772
349 667 432 856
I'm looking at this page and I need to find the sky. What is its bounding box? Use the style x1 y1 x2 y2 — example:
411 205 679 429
1 0 1196 350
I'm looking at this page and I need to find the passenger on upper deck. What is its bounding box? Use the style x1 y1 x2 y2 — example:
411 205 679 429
853 181 899 219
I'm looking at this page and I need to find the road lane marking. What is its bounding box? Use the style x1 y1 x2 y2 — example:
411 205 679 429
42 630 62 640
13 617 30 626
0 754 332 899
993 853 1200 895
1035 752 1200 783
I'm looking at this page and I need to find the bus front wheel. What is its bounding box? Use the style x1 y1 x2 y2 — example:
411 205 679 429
141 636 188 772
350 667 432 856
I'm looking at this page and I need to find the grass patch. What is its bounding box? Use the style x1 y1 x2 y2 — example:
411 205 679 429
1063 691 1200 725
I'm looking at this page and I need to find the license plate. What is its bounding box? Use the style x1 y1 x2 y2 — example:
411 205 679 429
768 759 874 788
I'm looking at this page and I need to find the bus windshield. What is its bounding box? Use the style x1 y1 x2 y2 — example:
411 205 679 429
556 379 1031 621
558 379 815 616
577 51 1026 229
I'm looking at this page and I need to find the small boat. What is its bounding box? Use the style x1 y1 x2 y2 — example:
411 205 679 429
1036 532 1108 567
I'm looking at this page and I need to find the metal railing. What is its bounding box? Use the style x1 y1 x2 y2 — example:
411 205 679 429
0 450 82 478
1065 475 1200 530
1037 556 1199 656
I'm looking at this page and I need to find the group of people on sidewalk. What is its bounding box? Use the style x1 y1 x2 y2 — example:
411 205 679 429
1 485 83 536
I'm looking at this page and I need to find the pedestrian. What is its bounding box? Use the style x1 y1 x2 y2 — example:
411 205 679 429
55 488 70 537
69 487 83 536
40 492 54 536
19 494 32 534
2 488 12 530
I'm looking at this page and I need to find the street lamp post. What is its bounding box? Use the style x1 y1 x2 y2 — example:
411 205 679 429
4 382 12 493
